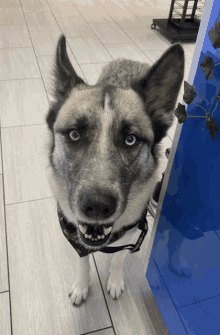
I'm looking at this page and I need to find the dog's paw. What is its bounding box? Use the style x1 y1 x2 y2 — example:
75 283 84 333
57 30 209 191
68 282 89 306
107 272 125 300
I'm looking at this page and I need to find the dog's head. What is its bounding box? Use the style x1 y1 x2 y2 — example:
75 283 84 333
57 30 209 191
46 35 184 250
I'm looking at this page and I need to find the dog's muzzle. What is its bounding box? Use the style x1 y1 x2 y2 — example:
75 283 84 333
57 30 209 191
78 222 113 247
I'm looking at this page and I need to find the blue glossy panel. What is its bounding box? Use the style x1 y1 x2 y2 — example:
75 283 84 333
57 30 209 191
178 295 220 335
146 1 220 334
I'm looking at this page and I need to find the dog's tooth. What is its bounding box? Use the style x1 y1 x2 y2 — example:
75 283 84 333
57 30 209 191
101 234 105 239
88 234 92 239
104 227 112 235
85 233 89 238
79 225 87 234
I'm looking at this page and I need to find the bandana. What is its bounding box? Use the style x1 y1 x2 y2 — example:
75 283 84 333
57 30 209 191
57 202 149 257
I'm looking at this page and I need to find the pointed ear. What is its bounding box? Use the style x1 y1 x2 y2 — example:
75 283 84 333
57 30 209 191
50 34 86 101
132 44 185 145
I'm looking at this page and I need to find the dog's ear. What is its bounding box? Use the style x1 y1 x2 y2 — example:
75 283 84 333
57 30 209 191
50 34 86 102
46 35 86 132
132 44 185 145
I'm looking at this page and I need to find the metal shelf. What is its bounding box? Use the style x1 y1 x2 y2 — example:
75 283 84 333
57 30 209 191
151 0 205 43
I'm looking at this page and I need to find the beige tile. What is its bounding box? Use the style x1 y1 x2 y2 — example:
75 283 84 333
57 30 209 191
25 12 60 31
93 248 169 335
6 198 112 334
110 10 146 29
49 1 82 18
80 63 108 85
122 1 160 16
146 0 170 17
0 176 8 292
138 14 161 28
72 0 95 6
91 329 114 335
105 43 149 63
20 0 50 12
1 124 53 204
143 50 164 63
182 42 196 62
67 37 112 64
78 5 113 22
30 31 72 56
0 134 2 174
57 17 95 38
89 22 132 44
0 25 31 48
0 8 25 24
0 293 11 335
124 27 169 51
0 79 49 127
37 55 87 95
0 48 41 80
0 0 20 8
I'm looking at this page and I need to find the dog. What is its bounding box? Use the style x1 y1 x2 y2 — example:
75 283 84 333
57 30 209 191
45 35 184 306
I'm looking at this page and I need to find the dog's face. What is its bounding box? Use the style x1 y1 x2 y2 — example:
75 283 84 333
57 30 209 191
46 35 184 251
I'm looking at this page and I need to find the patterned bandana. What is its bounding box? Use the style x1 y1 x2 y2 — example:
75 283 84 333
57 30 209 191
57 202 149 258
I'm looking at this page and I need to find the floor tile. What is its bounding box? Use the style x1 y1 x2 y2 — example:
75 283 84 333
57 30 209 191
78 5 113 22
24 12 60 31
0 132 2 174
0 293 11 335
122 1 161 17
143 49 164 63
80 63 107 85
0 48 40 80
1 124 52 204
146 0 170 18
94 247 169 335
0 79 49 127
91 329 115 335
89 22 132 44
124 27 170 51
6 198 112 334
57 17 95 38
49 0 82 18
0 0 20 8
0 175 8 292
30 30 72 56
67 36 112 64
110 10 147 29
179 294 220 335
105 43 150 62
0 25 32 48
0 8 25 24
20 0 50 12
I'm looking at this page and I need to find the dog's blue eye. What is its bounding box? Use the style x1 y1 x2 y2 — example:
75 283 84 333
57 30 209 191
125 135 137 146
69 130 80 141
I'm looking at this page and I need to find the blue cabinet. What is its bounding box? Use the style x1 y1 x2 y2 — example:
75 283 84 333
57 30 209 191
146 1 220 334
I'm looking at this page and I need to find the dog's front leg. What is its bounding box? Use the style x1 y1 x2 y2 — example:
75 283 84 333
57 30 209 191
69 254 90 306
107 226 138 300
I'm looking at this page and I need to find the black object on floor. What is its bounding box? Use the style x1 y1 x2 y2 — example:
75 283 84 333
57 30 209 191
151 0 205 44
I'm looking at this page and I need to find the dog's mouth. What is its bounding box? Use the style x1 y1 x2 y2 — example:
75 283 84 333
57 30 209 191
78 222 113 247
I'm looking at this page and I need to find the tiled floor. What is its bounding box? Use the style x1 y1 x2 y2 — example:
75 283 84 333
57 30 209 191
0 0 195 334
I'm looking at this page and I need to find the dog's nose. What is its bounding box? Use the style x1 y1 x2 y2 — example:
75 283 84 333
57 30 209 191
80 189 117 220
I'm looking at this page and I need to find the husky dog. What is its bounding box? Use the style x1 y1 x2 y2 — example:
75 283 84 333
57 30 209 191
45 35 184 306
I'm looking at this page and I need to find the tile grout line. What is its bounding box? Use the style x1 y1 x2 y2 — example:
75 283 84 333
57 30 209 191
91 253 117 335
0 126 13 335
